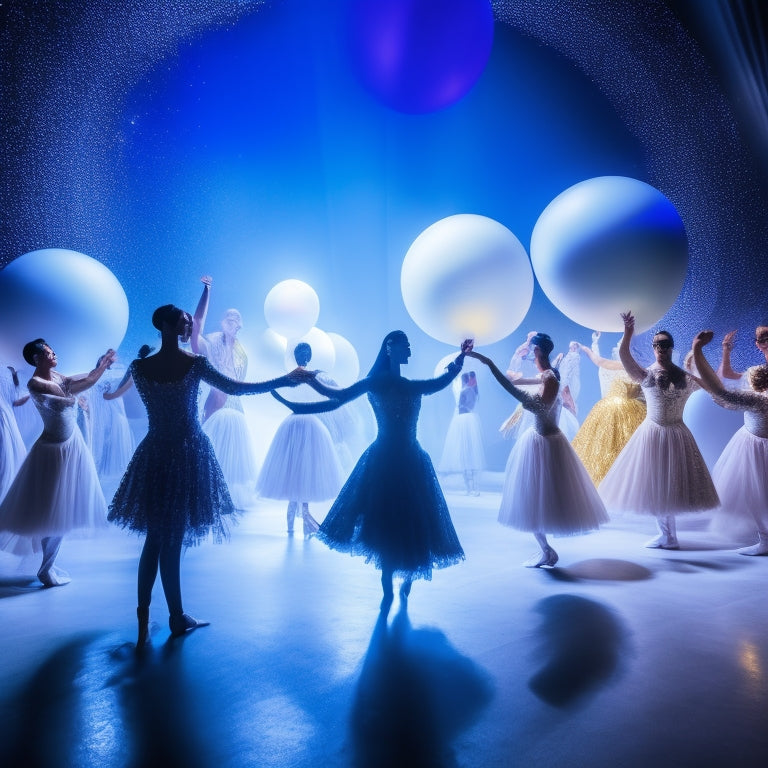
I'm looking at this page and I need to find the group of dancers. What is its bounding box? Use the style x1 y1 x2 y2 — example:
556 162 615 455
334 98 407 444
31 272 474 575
1 290 767 646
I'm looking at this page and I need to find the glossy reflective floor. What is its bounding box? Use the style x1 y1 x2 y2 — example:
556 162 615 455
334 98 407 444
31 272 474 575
1 474 767 768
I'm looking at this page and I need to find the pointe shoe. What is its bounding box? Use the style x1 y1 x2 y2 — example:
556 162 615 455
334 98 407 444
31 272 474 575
524 547 558 568
169 612 210 638
137 607 150 648
738 542 768 556
645 534 679 550
38 565 71 587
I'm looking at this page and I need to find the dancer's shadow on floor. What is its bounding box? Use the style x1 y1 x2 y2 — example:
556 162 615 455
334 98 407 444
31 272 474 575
528 594 629 709
350 604 494 768
544 558 653 582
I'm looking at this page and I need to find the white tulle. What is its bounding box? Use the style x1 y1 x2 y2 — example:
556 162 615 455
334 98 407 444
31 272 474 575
257 414 344 501
0 399 26 502
439 412 485 473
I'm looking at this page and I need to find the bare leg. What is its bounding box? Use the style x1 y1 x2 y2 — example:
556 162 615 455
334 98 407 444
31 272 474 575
286 501 297 535
38 536 70 587
136 533 162 647
380 567 394 612
159 539 209 638
524 532 558 568
463 471 472 495
302 503 320 538
399 576 412 601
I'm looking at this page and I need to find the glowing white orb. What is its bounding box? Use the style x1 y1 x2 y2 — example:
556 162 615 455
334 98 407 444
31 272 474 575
263 279 320 339
530 176 688 333
401 214 533 346
0 248 129 372
327 332 360 386
284 327 336 374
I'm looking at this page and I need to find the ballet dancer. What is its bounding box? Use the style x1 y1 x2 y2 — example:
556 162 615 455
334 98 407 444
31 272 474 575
257 342 345 537
274 333 472 611
598 312 719 549
108 305 313 646
468 334 607 567
692 331 768 555
0 340 116 586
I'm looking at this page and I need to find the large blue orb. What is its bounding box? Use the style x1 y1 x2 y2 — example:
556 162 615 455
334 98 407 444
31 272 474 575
530 176 688 333
349 0 494 114
0 249 129 372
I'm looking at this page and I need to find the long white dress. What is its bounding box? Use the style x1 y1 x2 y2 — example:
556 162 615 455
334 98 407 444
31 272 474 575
0 396 26 503
0 373 107 554
439 384 485 474
599 365 719 515
499 369 608 534
202 332 259 509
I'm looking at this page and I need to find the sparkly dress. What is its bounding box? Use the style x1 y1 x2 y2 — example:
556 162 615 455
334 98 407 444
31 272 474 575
201 332 259 509
439 384 485 473
498 369 608 534
0 373 106 552
572 374 646 485
318 367 465 579
598 366 719 515
708 388 768 521
109 355 277 546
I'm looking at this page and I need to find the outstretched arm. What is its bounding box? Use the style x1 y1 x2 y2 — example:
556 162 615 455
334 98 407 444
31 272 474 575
618 312 647 382
578 343 623 370
307 376 370 405
271 390 344 414
67 349 117 394
103 370 134 400
412 340 473 395
191 275 212 356
199 357 316 396
467 350 537 407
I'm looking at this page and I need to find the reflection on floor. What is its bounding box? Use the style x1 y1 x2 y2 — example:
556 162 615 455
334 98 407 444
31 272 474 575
1 475 767 768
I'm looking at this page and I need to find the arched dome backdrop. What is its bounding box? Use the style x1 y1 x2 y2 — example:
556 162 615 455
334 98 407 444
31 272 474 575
2 0 767 465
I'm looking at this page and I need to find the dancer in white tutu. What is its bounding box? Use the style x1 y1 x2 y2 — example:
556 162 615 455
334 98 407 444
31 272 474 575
257 342 345 537
469 334 608 568
191 275 258 509
0 368 26 503
599 312 719 549
0 339 116 586
439 371 485 495
276 333 471 611
108 305 312 646
692 331 768 555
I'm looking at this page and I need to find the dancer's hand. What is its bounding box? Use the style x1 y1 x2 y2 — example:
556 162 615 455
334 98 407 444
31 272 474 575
592 330 601 342
692 330 714 349
287 366 316 384
620 311 635 335
722 330 736 349
97 349 117 370
200 275 213 287
460 339 474 355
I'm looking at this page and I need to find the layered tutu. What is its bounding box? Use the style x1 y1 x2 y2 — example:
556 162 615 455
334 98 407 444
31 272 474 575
0 401 26 502
204 405 259 509
439 412 485 473
499 427 608 534
257 414 344 501
711 426 768 520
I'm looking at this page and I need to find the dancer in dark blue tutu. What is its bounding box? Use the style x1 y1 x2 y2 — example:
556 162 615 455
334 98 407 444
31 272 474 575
272 331 472 612
108 305 312 646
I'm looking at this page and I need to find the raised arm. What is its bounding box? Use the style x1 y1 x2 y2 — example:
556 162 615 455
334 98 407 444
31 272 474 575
411 342 472 395
191 275 212 356
717 330 742 380
66 349 117 394
578 343 623 370
692 331 729 396
617 312 647 382
467 350 537 407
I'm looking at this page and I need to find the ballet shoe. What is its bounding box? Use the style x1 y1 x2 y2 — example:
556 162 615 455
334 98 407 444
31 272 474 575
169 612 210 638
645 534 679 550
137 607 150 648
738 542 768 556
38 565 71 587
524 547 558 568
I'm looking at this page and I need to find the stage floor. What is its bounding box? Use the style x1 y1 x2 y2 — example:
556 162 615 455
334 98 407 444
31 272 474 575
1 474 766 768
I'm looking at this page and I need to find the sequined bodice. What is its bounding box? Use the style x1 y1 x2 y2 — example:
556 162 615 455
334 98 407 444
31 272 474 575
29 373 77 442
642 367 696 425
715 388 768 438
368 376 422 443
522 369 561 436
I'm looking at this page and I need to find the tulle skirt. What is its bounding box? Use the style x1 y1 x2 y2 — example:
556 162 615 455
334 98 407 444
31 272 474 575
439 412 485 473
257 414 344 501
98 410 135 480
0 428 106 541
711 426 768 521
0 404 26 502
109 425 235 546
499 427 608 534
318 436 464 579
599 418 719 515
572 390 646 485
203 406 259 509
